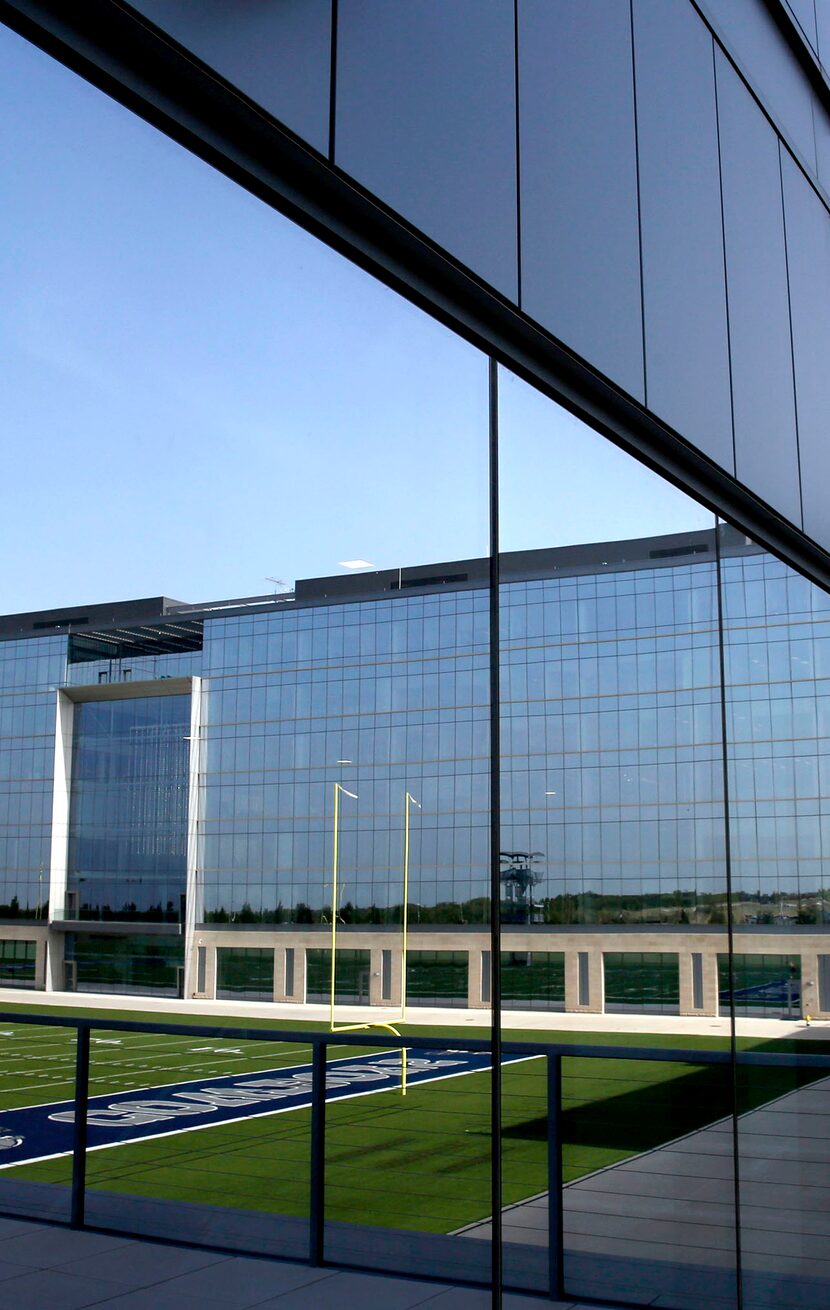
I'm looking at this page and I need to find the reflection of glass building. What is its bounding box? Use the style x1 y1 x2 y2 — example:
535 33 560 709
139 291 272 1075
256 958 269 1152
1 525 829 1016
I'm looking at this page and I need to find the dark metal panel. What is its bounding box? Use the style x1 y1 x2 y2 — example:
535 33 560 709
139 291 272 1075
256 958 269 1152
126 0 332 156
817 1 830 72
716 51 801 526
699 0 817 173
334 0 518 300
814 100 830 193
785 0 819 51
517 0 643 401
781 150 830 545
634 0 734 471
3 0 830 586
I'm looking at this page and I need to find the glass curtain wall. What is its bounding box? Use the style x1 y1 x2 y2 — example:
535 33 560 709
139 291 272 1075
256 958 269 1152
0 635 66 919
4 16 830 1308
719 523 830 1309
0 21 497 1274
67 695 191 922
496 366 737 1306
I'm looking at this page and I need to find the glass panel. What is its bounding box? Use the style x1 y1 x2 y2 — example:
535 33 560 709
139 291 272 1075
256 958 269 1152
405 950 469 1007
718 523 830 1309
64 934 184 997
603 952 680 1015
0 940 37 988
65 696 191 924
501 951 565 1011
0 1021 75 1223
0 20 493 1283
216 947 275 1001
718 953 801 1018
497 365 736 1306
11 1026 315 1260
560 1050 735 1307
306 949 370 1005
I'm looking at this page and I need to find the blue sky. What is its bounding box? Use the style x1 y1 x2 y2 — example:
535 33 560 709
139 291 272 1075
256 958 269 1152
0 26 712 614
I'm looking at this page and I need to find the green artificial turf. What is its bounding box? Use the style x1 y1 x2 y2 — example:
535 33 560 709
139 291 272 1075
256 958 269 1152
0 999 825 1234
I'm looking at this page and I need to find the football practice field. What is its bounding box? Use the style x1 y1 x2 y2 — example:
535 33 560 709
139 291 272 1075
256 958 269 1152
0 1001 824 1235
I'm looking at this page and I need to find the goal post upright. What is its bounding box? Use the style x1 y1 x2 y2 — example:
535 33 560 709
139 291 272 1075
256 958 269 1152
328 783 420 1096
329 781 357 1031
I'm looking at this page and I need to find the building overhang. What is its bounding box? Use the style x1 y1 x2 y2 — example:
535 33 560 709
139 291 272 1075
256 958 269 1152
60 677 193 702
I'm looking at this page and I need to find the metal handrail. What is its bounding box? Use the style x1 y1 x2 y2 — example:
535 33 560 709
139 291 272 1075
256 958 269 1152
1 1008 828 1303
1 1011 829 1065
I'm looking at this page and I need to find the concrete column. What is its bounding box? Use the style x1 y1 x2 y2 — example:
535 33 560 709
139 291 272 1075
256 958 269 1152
679 949 717 1016
183 677 203 1002
45 931 65 992
467 948 488 1009
702 951 721 1017
186 935 213 998
369 945 384 1006
274 946 287 1002
294 948 308 1004
801 950 818 1019
49 692 74 921
381 944 403 1008
565 945 603 1013
34 935 48 991
201 944 217 1000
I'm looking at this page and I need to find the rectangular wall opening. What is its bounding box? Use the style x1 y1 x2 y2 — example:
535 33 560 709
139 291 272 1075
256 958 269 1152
216 946 275 1001
604 952 680 1014
501 950 565 1011
0 939 36 988
405 950 469 1007
718 953 801 1017
306 948 370 1004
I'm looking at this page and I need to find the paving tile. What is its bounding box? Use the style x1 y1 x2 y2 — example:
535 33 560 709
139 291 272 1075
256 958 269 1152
83 1255 332 1310
411 1290 492 1309
502 1298 577 1310
252 1270 451 1309
0 1226 130 1270
566 1190 734 1225
0 1218 47 1241
413 1290 570 1310
0 1258 45 1285
0 1267 126 1309
54 1240 227 1288
81 1291 207 1310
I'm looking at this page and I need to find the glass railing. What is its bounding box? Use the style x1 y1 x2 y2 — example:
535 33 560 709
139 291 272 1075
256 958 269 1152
0 1011 828 1308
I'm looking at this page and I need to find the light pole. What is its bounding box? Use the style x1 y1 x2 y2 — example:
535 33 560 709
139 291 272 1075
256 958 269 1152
330 782 358 1029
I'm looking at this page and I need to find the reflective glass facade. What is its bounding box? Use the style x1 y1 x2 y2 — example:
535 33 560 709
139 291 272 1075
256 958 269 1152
64 932 183 996
500 540 724 926
722 548 830 924
200 589 490 925
0 532 828 991
0 939 35 986
0 635 65 918
192 533 736 933
67 695 190 922
6 10 830 1306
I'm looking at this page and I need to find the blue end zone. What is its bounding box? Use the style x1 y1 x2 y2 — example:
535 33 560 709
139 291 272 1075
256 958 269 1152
0 1047 530 1169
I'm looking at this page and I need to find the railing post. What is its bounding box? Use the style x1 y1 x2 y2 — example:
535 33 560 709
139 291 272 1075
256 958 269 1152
71 1024 90 1229
309 1041 327 1266
547 1053 564 1302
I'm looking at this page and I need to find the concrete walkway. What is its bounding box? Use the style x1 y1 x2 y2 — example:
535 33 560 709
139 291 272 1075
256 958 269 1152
462 1075 830 1310
0 1214 614 1310
1 985 827 1042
